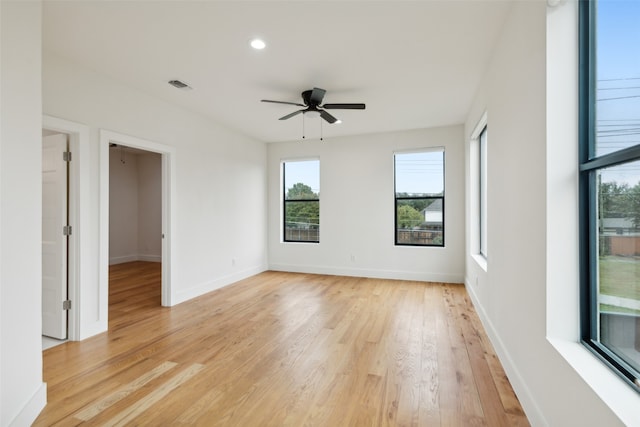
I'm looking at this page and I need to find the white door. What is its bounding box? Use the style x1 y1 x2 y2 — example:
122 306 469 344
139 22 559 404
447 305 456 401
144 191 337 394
42 134 68 339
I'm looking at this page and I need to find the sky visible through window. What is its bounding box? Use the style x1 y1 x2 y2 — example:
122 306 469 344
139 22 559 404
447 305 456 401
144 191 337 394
284 151 444 196
596 0 640 189
284 160 319 195
395 151 444 195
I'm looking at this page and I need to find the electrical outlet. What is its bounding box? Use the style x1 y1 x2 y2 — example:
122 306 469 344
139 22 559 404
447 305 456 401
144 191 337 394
350 254 356 262
232 258 237 267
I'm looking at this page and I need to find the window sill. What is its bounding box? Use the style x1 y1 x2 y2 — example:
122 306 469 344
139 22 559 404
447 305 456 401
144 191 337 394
471 253 487 272
548 337 640 426
281 241 319 245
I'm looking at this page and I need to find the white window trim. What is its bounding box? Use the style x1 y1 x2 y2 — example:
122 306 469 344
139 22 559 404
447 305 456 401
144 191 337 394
470 112 488 266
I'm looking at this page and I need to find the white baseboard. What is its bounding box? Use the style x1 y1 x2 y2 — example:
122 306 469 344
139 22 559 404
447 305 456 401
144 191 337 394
464 276 547 426
78 320 108 341
109 254 161 265
109 255 138 265
269 263 464 283
173 264 268 305
9 382 47 427
138 254 161 263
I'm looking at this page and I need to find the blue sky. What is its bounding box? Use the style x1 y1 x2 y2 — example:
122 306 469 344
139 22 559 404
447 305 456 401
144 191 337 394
596 0 640 158
394 151 444 195
284 160 320 194
596 0 640 186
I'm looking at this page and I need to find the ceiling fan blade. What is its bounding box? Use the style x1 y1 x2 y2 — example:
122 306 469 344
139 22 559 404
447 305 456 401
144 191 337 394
279 109 304 120
322 103 366 110
262 100 305 107
309 88 326 105
320 110 338 124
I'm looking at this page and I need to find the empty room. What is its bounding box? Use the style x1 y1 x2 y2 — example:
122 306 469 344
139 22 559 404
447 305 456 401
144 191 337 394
1 0 640 426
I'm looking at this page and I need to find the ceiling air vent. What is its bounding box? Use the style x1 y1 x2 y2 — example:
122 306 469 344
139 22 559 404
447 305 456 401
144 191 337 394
168 79 192 90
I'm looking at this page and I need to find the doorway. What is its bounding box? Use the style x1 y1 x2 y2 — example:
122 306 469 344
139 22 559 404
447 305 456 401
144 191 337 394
99 130 174 319
108 144 162 313
39 122 172 342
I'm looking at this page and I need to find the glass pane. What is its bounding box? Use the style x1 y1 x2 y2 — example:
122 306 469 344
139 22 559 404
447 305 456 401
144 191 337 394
395 150 444 196
595 0 640 157
396 199 443 246
285 201 319 242
284 160 319 200
597 161 640 372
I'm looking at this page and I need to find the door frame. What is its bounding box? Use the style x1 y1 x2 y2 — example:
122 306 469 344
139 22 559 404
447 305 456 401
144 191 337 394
99 130 175 313
42 115 90 341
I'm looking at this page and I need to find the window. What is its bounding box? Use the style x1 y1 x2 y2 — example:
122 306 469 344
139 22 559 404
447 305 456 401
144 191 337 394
580 0 640 391
479 126 488 257
283 159 319 243
394 149 444 246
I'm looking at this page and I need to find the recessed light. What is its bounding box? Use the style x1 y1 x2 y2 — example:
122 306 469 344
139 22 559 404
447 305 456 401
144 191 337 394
250 39 266 50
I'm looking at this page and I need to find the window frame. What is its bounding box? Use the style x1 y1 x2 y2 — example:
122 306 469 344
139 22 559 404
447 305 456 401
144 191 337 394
479 126 488 258
470 112 488 261
579 0 640 392
393 148 445 247
282 159 320 244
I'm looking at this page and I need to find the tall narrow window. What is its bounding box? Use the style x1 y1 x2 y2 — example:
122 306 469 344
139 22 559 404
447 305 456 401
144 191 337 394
394 149 445 247
580 0 640 391
479 127 488 257
283 159 320 243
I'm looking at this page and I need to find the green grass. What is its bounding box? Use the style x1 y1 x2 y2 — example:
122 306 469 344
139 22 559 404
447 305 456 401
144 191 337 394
599 256 640 300
598 256 640 315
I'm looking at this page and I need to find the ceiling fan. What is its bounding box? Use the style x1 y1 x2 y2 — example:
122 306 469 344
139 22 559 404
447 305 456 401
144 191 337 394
261 87 365 124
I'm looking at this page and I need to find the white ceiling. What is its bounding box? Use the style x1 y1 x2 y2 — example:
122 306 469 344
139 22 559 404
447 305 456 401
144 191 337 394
42 1 512 143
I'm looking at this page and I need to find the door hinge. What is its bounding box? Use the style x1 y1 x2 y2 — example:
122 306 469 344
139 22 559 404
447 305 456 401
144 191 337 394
63 151 72 162
63 225 72 236
62 300 71 311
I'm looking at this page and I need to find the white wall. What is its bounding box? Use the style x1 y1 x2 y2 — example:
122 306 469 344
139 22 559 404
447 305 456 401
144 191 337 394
0 1 3 419
109 149 139 264
268 126 464 283
138 152 161 261
0 1 47 426
43 52 268 333
464 1 638 425
109 150 161 264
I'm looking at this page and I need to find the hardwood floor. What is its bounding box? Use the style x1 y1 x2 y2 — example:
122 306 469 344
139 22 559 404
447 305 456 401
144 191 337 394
35 262 529 426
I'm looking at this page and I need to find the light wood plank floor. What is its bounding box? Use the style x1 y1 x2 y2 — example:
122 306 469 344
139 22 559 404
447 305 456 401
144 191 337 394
35 262 529 426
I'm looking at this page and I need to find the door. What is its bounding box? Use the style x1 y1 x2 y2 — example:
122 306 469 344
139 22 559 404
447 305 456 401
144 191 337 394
42 133 69 339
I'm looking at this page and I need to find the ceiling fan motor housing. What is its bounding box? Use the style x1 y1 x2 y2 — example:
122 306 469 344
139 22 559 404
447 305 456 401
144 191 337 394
261 87 365 124
301 89 315 106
